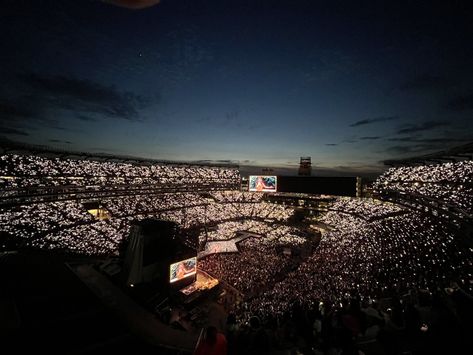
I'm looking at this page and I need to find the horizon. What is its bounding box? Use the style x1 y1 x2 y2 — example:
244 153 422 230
5 136 468 179
1 136 382 178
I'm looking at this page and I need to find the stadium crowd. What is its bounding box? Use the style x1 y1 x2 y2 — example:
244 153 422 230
329 197 405 221
373 160 473 214
1 152 473 354
223 284 473 355
200 194 473 354
0 154 240 197
241 209 472 320
199 233 310 298
0 189 295 255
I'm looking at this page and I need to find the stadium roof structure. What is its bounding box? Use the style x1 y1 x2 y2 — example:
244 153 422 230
384 142 473 167
0 138 239 168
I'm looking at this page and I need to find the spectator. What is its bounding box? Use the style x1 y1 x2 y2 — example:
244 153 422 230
194 326 227 355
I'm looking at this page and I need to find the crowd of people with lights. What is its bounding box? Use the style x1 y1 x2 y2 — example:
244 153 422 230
1 152 473 354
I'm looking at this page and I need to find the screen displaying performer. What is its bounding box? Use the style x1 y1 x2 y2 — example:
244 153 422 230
249 176 277 192
169 257 197 283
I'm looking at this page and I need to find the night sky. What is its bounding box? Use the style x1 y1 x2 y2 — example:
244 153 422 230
1 0 472 176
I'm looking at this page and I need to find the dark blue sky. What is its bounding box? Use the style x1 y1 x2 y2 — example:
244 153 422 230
1 0 472 176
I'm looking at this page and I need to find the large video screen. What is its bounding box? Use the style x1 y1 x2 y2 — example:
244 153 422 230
249 175 277 192
169 256 197 283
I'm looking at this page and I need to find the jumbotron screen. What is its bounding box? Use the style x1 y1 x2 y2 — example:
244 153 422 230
169 256 197 283
249 175 277 192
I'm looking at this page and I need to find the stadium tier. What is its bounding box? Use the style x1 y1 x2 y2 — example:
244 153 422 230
373 160 473 218
0 153 240 205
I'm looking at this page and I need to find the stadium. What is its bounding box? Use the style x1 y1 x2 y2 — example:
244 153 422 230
1 140 472 355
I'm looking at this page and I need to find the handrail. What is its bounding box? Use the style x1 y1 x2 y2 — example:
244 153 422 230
194 327 205 353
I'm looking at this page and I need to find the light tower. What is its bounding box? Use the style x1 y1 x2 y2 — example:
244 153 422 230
298 157 312 176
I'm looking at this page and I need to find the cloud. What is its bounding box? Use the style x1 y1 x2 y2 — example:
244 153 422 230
0 73 152 137
385 136 472 156
0 99 37 136
388 136 469 144
194 159 239 165
0 96 66 133
396 120 448 134
350 115 399 127
0 101 34 119
19 73 148 121
400 74 453 91
387 136 417 142
385 126 473 156
360 136 381 140
49 139 72 144
0 127 29 136
385 144 441 155
446 93 473 111
325 139 356 146
385 145 418 154
76 115 97 122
